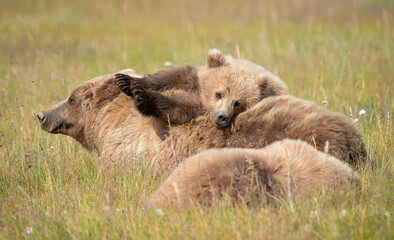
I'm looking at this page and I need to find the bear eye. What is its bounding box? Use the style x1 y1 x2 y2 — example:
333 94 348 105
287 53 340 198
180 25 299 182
68 96 75 104
215 92 222 99
234 101 240 108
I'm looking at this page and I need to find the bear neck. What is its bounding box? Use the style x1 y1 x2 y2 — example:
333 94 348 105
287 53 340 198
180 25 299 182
83 94 157 155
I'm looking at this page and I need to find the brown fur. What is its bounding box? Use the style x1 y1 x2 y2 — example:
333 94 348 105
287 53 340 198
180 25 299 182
37 72 366 176
116 49 288 127
200 49 288 127
148 139 360 206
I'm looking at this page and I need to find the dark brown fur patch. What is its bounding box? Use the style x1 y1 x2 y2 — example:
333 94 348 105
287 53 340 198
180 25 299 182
93 77 121 108
140 65 200 92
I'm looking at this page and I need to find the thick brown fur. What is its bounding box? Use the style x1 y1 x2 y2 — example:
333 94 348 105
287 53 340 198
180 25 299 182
38 72 366 176
148 139 360 206
115 49 288 127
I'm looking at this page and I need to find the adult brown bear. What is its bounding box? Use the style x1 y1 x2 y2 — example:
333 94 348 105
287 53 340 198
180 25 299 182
37 70 366 175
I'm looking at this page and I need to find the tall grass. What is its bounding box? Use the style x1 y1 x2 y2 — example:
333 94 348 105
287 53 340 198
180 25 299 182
0 0 392 239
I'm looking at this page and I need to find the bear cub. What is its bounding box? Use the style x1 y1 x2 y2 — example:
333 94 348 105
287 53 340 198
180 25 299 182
148 139 360 206
115 49 288 127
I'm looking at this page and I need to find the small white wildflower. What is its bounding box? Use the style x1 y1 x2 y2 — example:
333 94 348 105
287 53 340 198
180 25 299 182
63 210 67 215
155 208 164 216
25 226 33 235
322 100 328 104
310 211 318 218
338 210 347 218
359 109 366 116
116 207 120 213
164 61 173 67
50 146 54 149
353 118 359 123
384 211 390 218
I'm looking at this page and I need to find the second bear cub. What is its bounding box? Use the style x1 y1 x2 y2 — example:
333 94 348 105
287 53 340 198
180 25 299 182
115 49 288 127
148 139 360 206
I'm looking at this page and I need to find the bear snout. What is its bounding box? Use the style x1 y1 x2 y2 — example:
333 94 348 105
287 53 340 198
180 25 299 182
37 111 46 124
216 113 229 127
37 108 67 134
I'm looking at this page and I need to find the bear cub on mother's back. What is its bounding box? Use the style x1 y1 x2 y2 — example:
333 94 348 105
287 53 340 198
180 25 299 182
115 49 288 127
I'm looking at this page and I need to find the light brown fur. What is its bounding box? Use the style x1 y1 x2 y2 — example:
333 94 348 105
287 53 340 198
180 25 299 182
148 139 360 206
37 72 366 176
200 49 288 127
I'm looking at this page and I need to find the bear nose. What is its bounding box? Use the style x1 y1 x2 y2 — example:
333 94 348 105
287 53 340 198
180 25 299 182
217 114 228 125
37 111 46 124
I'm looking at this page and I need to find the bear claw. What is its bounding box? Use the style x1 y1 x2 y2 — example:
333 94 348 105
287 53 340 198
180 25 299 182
115 74 133 97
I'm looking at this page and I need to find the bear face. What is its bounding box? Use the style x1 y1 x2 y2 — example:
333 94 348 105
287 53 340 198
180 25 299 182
199 49 264 126
37 79 96 149
37 70 139 150
200 49 288 127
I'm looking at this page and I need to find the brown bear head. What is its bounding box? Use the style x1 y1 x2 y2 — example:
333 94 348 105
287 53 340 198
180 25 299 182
37 70 137 150
199 49 269 127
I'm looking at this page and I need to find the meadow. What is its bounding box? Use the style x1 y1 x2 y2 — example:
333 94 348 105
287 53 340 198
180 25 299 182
0 0 392 239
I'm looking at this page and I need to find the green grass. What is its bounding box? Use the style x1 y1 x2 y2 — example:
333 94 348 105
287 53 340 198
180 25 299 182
0 0 392 239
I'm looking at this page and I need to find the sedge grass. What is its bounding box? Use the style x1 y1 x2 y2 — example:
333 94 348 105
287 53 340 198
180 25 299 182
0 0 392 239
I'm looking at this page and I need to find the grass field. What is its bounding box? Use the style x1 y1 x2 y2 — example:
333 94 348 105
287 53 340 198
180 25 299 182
0 0 393 239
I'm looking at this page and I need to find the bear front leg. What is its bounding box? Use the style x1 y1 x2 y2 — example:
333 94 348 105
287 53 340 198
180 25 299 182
151 92 206 124
138 65 200 92
131 85 205 124
115 73 205 123
129 79 163 117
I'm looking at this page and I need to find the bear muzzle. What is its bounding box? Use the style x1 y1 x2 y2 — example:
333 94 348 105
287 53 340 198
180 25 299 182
37 110 67 134
37 99 71 134
215 113 230 127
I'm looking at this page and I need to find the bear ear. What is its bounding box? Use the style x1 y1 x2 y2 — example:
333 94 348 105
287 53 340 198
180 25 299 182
258 75 270 98
206 48 228 68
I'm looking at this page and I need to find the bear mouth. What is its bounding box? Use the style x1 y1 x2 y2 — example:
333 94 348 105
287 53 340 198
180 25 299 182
49 124 62 133
48 122 73 134
214 122 230 128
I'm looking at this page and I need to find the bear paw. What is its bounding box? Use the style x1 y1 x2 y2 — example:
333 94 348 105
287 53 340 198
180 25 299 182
115 73 133 97
129 79 147 105
115 74 160 117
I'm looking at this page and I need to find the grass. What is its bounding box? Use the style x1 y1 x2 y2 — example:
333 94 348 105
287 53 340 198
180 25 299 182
0 0 392 239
